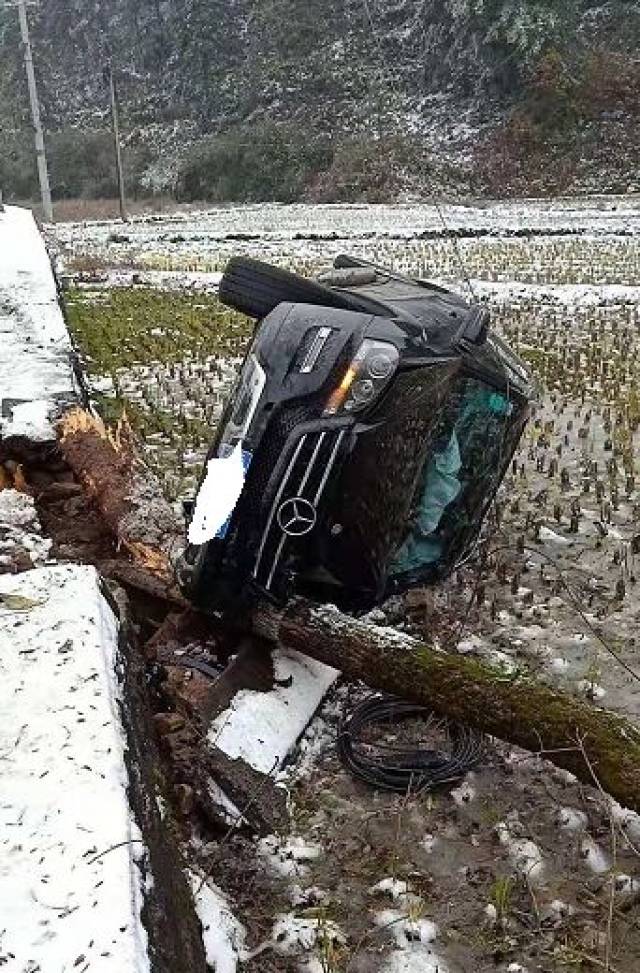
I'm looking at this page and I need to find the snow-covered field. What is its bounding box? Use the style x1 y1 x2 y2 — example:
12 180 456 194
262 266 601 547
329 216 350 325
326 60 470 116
51 196 640 252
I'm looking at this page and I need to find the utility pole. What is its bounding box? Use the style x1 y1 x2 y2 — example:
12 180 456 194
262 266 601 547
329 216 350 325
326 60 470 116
17 0 53 222
105 62 127 222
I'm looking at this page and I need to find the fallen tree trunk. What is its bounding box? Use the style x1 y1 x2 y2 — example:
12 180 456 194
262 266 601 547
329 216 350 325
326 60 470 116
253 598 640 814
56 415 640 814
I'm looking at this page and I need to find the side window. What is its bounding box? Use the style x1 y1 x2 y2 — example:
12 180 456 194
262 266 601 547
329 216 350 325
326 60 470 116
391 378 515 578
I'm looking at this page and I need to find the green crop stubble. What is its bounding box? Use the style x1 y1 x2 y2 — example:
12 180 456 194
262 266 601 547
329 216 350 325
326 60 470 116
63 286 253 499
64 286 251 373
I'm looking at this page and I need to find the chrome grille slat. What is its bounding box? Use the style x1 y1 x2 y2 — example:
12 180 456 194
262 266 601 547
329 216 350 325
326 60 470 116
259 428 346 591
253 434 308 578
297 431 326 495
312 429 345 504
265 534 287 590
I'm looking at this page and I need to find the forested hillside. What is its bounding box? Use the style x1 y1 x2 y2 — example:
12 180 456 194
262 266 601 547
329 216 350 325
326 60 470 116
1 1 639 201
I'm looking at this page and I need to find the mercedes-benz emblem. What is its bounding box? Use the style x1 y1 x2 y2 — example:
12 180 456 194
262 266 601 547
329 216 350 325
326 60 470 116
277 497 317 537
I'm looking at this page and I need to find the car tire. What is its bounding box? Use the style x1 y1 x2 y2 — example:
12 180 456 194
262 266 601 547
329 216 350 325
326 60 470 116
218 256 370 319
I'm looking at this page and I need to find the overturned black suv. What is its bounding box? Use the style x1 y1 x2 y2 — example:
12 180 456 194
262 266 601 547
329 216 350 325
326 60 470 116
179 255 532 615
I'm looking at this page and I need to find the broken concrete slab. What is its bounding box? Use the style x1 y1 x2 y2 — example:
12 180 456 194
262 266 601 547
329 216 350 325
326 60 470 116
208 646 338 777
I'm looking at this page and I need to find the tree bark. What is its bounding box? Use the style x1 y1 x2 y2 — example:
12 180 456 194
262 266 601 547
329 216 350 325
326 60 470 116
252 598 640 814
57 407 183 580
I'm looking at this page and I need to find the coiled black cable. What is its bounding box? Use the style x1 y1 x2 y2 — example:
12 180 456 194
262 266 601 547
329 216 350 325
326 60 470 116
337 694 486 794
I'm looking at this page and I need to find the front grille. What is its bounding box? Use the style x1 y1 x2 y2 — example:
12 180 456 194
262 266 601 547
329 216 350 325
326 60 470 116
253 427 346 591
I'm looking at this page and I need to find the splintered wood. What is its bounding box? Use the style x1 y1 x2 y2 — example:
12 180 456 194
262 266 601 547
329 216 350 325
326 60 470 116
58 406 183 581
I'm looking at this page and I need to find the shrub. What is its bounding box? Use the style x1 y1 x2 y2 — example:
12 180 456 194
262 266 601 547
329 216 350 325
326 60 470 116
524 48 580 132
175 121 332 202
0 131 38 200
475 42 640 196
306 136 430 203
578 50 640 119
48 128 150 199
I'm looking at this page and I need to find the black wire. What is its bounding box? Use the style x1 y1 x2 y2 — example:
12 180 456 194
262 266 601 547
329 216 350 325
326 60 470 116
171 656 221 680
337 693 486 794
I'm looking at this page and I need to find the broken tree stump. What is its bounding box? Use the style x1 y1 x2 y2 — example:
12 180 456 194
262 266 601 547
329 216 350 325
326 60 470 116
252 598 640 815
57 406 183 581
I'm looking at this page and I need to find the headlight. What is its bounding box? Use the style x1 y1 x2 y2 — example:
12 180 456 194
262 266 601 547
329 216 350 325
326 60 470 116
324 339 399 416
217 353 266 454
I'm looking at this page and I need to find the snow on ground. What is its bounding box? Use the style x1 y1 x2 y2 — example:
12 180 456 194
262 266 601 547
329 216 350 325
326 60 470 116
46 196 640 970
0 563 149 972
496 816 545 885
71 268 224 293
0 206 78 441
460 278 640 306
191 876 246 973
49 196 640 290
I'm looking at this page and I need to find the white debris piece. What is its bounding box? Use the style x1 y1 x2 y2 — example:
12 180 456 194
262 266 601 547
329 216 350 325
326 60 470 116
271 913 345 956
610 800 640 844
558 807 588 833
614 874 640 894
207 780 247 827
484 903 498 926
258 834 323 879
191 877 246 973
373 905 445 972
0 564 150 972
371 877 411 901
188 442 247 544
0 206 77 440
580 835 610 874
496 816 545 885
208 646 338 775
382 945 447 972
456 634 486 655
543 899 575 922
288 884 329 907
577 679 606 699
538 526 570 545
451 775 477 806
375 909 439 948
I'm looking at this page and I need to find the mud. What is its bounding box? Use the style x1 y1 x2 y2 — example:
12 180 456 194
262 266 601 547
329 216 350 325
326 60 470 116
214 686 640 972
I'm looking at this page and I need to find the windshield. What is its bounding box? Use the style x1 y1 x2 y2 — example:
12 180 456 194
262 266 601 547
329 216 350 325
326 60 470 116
390 377 521 579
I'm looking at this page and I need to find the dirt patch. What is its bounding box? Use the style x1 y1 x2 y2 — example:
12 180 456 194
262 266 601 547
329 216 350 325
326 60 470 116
206 687 640 972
